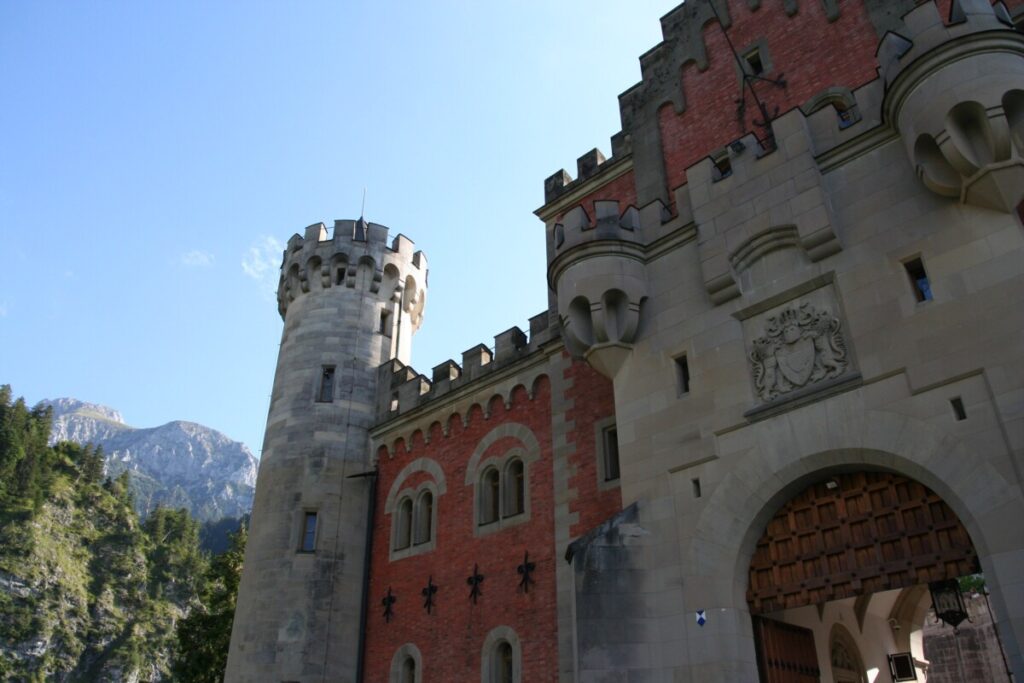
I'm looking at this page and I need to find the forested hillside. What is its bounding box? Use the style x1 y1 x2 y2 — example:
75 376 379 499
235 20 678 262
0 386 243 682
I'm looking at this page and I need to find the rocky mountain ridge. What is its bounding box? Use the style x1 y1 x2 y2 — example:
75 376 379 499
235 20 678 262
41 398 257 522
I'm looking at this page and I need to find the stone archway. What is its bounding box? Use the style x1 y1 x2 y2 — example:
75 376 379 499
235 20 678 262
680 405 1024 682
746 471 979 616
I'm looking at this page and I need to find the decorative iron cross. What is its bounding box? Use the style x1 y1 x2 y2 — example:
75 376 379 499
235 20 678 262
517 551 536 593
422 576 438 614
381 587 396 623
467 564 485 604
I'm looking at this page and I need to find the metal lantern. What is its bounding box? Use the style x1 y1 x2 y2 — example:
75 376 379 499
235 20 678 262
929 579 969 629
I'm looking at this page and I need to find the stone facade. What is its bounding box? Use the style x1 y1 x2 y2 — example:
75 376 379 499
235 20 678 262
228 1 1024 681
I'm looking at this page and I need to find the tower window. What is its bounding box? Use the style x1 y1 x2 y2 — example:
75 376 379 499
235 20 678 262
602 426 620 482
903 257 933 302
300 511 318 552
676 355 691 395
317 366 335 402
692 478 702 498
380 309 393 337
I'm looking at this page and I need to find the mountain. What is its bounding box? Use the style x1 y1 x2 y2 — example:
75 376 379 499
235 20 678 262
41 398 257 522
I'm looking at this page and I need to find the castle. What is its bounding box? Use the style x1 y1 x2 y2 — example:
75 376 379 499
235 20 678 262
225 1 1024 681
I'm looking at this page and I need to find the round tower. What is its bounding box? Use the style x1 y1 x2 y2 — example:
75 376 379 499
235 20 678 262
226 219 427 683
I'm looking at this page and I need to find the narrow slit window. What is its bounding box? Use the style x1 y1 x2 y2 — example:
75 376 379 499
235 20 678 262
603 427 620 482
903 257 933 302
676 355 691 395
745 48 764 76
318 366 335 402
300 511 318 552
380 309 393 337
951 397 967 421
390 392 399 412
692 478 702 499
712 153 732 181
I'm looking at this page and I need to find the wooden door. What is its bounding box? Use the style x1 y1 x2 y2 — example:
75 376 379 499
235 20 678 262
753 616 821 683
747 472 978 614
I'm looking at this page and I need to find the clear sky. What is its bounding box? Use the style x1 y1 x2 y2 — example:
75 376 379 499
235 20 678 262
1 1 681 456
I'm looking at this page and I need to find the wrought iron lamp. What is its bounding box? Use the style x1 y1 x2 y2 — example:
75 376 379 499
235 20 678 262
929 579 969 629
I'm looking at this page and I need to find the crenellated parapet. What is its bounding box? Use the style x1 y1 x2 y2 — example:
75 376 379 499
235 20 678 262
880 0 1024 212
375 310 559 422
276 218 428 330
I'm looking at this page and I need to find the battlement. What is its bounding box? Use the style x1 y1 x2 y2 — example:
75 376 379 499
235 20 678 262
375 310 559 420
878 0 1015 87
276 218 428 320
550 198 642 256
541 0 915 214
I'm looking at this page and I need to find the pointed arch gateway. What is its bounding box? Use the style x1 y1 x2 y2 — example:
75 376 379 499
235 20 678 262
747 471 979 616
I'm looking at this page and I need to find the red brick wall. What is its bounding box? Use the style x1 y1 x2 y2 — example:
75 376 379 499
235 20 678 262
364 379 558 683
658 0 880 197
563 355 622 538
557 169 638 224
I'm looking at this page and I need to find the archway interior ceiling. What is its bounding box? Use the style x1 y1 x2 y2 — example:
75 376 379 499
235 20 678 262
748 472 979 615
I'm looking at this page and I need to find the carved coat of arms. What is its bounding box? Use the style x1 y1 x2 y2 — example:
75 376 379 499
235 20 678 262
749 302 848 402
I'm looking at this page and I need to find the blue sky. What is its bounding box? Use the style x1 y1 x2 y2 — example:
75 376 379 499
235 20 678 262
1 1 679 456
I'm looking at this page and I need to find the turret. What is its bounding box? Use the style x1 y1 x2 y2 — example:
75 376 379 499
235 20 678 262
546 196 649 378
880 0 1024 212
226 219 427 683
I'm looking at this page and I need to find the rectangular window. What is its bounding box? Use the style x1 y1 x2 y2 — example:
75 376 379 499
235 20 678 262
317 366 335 402
951 397 967 421
745 48 764 76
603 426 620 481
711 153 732 181
300 511 318 552
692 478 702 498
676 355 691 395
380 309 392 337
903 257 933 302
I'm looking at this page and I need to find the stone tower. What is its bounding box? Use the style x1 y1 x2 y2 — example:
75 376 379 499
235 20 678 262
225 219 427 683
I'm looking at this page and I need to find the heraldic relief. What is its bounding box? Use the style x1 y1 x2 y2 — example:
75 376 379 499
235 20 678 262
749 302 849 402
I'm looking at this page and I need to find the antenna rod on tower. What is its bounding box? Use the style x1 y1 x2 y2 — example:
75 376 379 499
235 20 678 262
360 187 367 219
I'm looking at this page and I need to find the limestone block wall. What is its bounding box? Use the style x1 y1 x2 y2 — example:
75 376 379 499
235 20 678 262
538 2 1024 681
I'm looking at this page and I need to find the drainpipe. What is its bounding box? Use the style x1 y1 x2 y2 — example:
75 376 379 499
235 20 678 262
349 467 379 683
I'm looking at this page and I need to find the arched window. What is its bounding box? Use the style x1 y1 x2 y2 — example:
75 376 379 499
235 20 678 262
480 467 500 525
830 624 867 683
414 491 433 545
400 656 416 683
481 626 520 683
492 641 513 683
503 459 524 517
390 643 422 683
395 497 412 550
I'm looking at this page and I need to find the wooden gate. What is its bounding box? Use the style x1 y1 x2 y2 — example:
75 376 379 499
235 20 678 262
753 616 821 683
747 471 978 614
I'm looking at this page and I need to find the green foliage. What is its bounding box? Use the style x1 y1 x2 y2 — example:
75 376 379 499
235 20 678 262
959 573 986 594
172 524 247 683
0 385 234 682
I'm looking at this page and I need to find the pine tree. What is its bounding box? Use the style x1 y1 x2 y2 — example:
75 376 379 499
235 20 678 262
172 524 247 682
